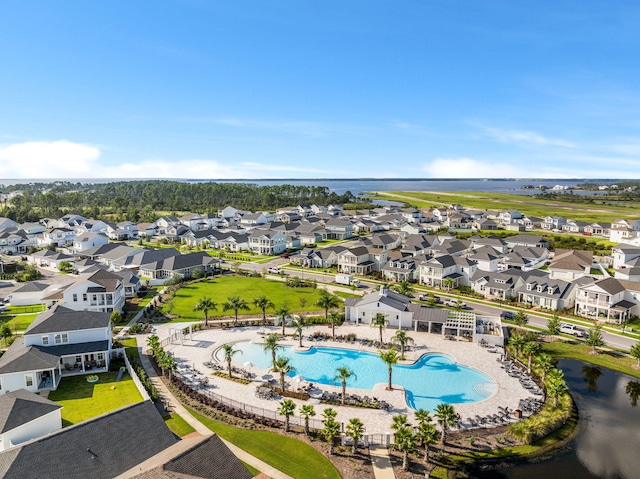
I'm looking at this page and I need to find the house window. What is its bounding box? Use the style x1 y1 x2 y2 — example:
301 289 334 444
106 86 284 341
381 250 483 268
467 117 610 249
76 355 82 363
83 294 87 301
54 333 69 344
25 374 34 388
73 294 78 302
97 353 104 360
42 336 49 345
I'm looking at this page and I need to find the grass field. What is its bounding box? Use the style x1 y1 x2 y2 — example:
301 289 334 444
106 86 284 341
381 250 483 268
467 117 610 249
187 407 341 479
371 190 640 223
542 340 640 379
48 372 143 426
163 413 196 437
167 276 332 321
0 313 40 332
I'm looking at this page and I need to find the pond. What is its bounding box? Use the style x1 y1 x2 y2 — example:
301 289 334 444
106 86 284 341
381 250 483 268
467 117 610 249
472 360 640 479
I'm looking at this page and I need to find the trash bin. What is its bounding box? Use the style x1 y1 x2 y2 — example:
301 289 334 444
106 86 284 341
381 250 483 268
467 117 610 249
514 409 522 418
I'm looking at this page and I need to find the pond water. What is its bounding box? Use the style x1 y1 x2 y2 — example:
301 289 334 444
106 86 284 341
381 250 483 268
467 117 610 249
219 342 495 411
472 360 640 479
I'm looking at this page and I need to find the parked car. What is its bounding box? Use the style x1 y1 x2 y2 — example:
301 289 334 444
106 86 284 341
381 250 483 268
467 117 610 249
443 299 467 309
560 323 585 337
500 311 515 320
267 267 282 274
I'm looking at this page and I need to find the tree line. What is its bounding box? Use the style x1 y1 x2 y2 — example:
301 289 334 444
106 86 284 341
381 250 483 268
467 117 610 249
0 180 356 223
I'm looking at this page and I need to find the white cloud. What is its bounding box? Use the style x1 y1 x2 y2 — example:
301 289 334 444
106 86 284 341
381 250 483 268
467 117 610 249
0 139 329 179
482 126 576 148
423 157 527 178
0 140 101 177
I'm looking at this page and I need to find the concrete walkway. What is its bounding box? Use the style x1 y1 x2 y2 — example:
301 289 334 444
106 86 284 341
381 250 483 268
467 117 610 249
369 445 396 479
138 347 294 479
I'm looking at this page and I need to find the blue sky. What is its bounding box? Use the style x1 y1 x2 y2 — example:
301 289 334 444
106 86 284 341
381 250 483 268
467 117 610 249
1 1 639 179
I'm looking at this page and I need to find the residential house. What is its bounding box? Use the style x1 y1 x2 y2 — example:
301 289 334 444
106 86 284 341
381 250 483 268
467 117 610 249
541 216 567 231
0 229 30 255
468 247 501 272
0 401 178 479
505 234 548 249
37 228 76 248
418 254 476 288
562 220 590 234
515 277 583 310
179 213 209 231
248 230 286 255
474 218 499 230
469 235 509 254
614 257 640 282
239 212 269 228
470 268 543 300
26 250 74 269
501 246 549 271
430 238 472 258
5 282 51 306
574 277 640 322
324 218 354 239
519 216 544 230
56 214 87 229
70 232 109 253
0 389 62 451
609 218 640 243
62 269 126 313
0 305 112 395
382 255 421 282
548 249 593 280
498 210 523 225
612 245 640 269
138 251 219 283
0 218 19 230
337 246 387 275
584 222 611 237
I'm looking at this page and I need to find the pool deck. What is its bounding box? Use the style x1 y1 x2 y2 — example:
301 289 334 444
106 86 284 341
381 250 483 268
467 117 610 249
151 321 538 435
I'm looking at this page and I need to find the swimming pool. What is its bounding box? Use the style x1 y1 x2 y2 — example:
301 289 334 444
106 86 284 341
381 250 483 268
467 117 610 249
218 342 496 411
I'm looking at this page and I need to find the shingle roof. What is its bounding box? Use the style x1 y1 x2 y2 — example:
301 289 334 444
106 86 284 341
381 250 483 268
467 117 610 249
25 305 110 335
0 402 177 479
0 389 61 434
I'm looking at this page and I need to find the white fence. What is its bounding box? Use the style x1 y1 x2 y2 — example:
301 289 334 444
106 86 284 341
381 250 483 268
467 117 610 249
113 347 151 401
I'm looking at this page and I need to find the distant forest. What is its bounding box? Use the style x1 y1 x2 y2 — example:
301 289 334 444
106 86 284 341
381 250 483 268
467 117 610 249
0 180 356 223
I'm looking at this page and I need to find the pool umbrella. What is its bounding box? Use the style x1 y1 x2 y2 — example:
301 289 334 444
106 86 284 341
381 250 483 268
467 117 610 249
292 375 305 389
244 361 255 374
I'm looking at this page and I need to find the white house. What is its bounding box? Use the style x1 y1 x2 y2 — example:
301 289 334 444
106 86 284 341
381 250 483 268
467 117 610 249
0 389 62 451
248 230 286 255
70 232 109 253
0 306 112 396
574 277 640 323
61 269 126 313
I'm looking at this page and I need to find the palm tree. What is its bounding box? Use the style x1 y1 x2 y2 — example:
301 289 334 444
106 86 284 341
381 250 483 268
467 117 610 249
547 312 561 336
300 405 316 436
271 356 294 393
535 353 554 384
315 290 340 321
253 295 275 323
586 324 605 354
631 342 640 368
522 341 541 373
414 408 433 428
391 330 414 359
193 297 217 327
392 424 416 471
263 333 282 367
146 334 160 355
322 412 341 455
222 296 250 326
346 418 365 454
442 278 455 291
371 313 389 343
291 316 306 348
278 399 296 432
546 369 568 407
379 348 399 390
508 333 527 360
415 421 440 463
434 403 457 445
390 414 409 431
276 305 291 336
513 311 529 329
393 280 414 297
334 366 356 405
221 343 241 378
164 353 177 380
328 311 341 340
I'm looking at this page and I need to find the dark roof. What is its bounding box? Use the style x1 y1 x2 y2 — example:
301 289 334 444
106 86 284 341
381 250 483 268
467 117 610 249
25 305 110 335
12 282 50 294
0 389 62 434
0 402 177 479
131 434 253 479
0 337 110 374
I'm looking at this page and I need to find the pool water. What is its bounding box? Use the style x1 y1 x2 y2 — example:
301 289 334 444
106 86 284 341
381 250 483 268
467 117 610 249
220 342 496 411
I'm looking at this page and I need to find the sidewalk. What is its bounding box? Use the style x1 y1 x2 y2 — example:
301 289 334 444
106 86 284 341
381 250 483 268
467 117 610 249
369 445 396 479
138 347 294 479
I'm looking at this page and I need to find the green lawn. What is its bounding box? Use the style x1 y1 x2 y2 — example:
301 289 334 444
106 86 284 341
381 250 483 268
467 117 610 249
542 340 640 379
122 337 140 362
48 371 143 426
187 407 341 479
372 190 640 223
163 413 196 437
2 304 46 314
167 276 333 321
0 313 40 332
